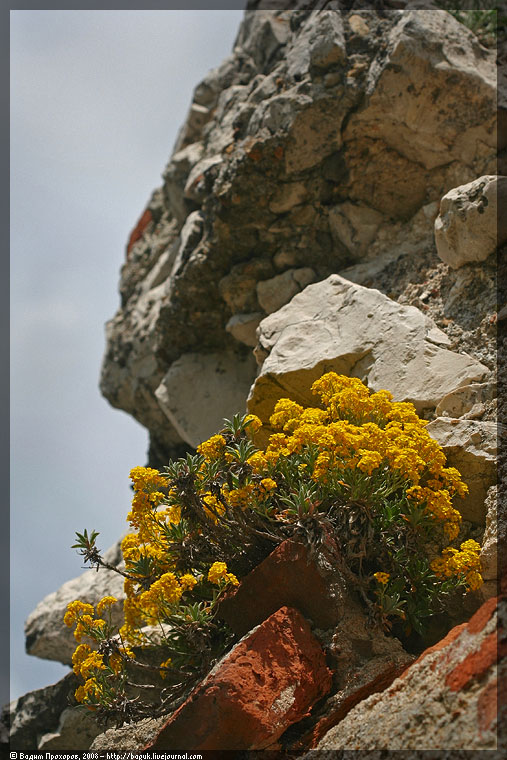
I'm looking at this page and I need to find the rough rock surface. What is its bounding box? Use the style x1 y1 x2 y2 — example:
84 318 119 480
248 274 488 434
99 8 495 465
426 418 497 524
145 606 332 751
315 595 503 751
435 176 507 268
25 539 126 665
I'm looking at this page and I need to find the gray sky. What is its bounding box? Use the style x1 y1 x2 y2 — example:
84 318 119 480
10 9 245 702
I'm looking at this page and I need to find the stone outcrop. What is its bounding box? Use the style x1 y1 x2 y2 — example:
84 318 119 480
99 7 496 464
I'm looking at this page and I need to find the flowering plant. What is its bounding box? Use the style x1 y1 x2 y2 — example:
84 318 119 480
66 373 482 725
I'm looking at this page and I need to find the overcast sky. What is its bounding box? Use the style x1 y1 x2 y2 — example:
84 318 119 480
10 8 245 702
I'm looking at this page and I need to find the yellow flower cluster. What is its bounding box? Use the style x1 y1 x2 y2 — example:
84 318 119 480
431 539 483 591
64 600 109 642
197 434 226 459
373 572 390 585
261 373 467 540
207 561 239 587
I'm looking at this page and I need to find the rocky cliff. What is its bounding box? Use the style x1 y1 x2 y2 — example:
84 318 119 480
8 5 504 753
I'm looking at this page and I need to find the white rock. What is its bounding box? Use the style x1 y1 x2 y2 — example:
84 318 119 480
434 176 506 268
426 418 497 524
435 381 496 419
184 154 223 203
155 351 257 448
256 268 316 314
248 275 488 428
479 486 499 584
38 707 103 750
25 541 126 665
328 202 384 258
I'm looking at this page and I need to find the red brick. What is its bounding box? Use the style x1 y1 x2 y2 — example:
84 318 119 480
144 606 332 752
126 208 152 255
217 537 354 636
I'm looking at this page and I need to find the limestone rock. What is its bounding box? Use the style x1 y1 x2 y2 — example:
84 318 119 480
256 267 315 314
248 275 488 431
99 9 495 466
145 606 332 751
25 540 126 665
155 351 257 448
480 487 501 586
435 176 507 269
426 418 497 524
436 381 497 420
316 596 501 751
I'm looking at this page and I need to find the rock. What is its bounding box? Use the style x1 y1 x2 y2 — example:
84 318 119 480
7 672 78 751
154 351 257 448
225 312 263 347
145 606 332 751
316 595 502 750
126 207 153 255
435 176 507 269
328 202 384 258
480 486 502 586
248 275 488 432
99 9 495 466
219 258 274 314
25 540 126 665
344 12 496 174
436 381 497 419
426 418 497 524
37 707 103 751
256 267 316 314
90 716 171 751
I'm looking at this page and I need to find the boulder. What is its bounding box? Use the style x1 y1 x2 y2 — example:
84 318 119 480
426 418 497 524
248 275 488 431
435 176 507 269
316 595 502 751
145 606 332 751
25 540 126 665
154 350 257 448
37 707 103 751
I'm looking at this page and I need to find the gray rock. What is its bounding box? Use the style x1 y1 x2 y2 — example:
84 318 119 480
25 540 126 665
225 312 263 347
7 672 78 751
435 176 506 269
256 267 315 314
426 418 497 524
248 275 488 430
328 202 384 258
90 715 170 751
155 351 257 448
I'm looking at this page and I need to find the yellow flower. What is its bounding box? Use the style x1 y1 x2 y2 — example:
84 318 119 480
159 657 172 679
244 414 262 433
260 478 277 492
373 572 390 585
180 573 197 591
96 595 118 616
207 561 228 585
197 434 226 459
